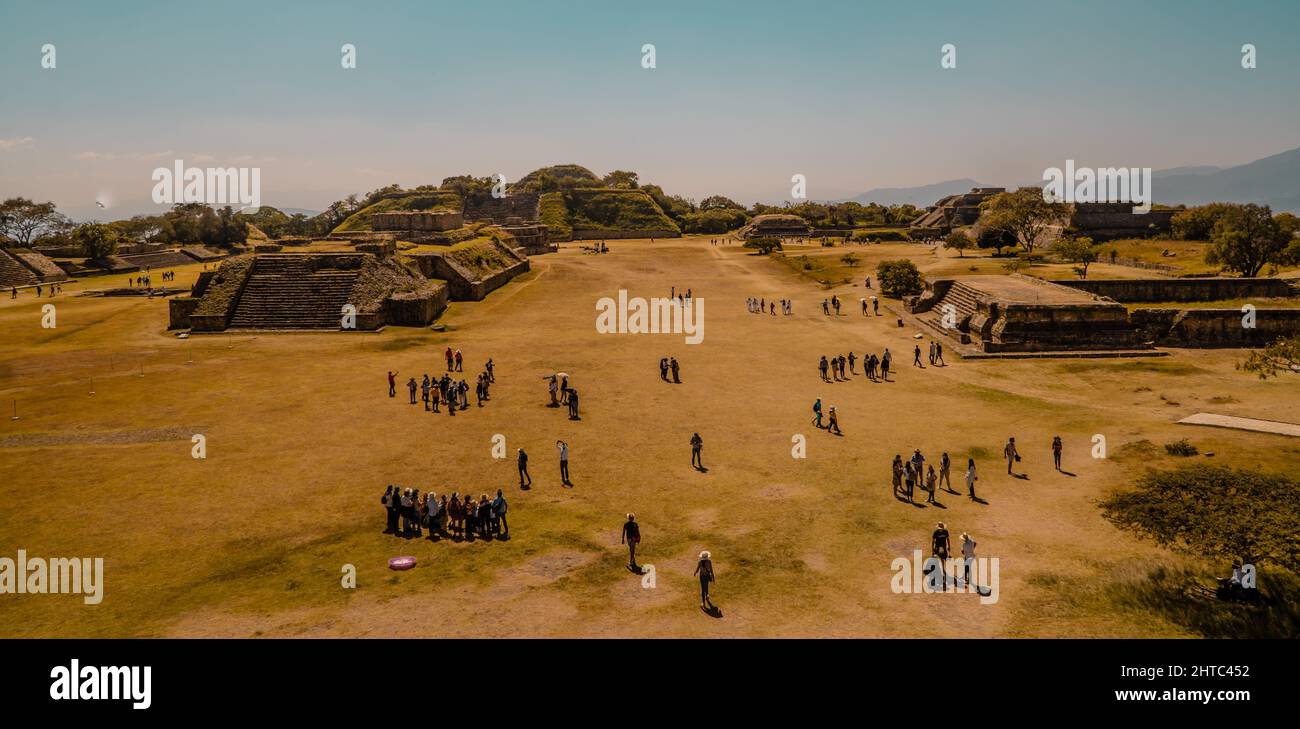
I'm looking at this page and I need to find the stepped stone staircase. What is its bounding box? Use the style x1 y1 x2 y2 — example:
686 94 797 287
0 249 40 288
228 254 361 329
915 281 984 343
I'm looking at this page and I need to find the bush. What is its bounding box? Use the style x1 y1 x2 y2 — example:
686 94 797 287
1163 439 1199 457
876 259 923 298
743 237 782 255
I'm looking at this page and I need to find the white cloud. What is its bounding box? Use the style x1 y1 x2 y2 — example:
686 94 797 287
0 137 35 151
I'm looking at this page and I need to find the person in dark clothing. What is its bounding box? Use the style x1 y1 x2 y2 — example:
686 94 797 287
670 357 680 383
931 522 951 592
381 485 399 534
387 371 397 397
660 357 670 381
567 388 580 419
690 433 704 469
407 378 418 404
517 448 531 488
694 551 715 609
493 490 508 536
621 513 641 570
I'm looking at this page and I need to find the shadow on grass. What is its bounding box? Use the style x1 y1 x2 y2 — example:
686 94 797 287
1110 566 1300 638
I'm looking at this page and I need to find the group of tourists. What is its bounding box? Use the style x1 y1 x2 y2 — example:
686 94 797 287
381 485 509 541
659 356 682 383
385 348 496 416
892 450 976 503
928 521 980 591
747 297 792 315
542 372 580 419
128 272 169 288
860 296 880 316
619 515 718 610
809 398 842 435
818 349 893 382
913 340 946 368
11 283 63 298
820 295 843 315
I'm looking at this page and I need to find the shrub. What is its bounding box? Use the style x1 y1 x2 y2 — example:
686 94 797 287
743 237 782 255
876 259 923 298
1163 439 1199 457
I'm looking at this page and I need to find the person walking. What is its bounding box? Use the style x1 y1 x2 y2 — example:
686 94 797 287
881 349 891 380
827 406 842 435
891 455 904 498
621 513 641 570
931 522 951 592
939 452 952 492
690 432 704 469
1052 436 1063 471
557 440 571 485
670 357 680 384
567 388 580 419
518 448 532 488
694 550 716 610
965 458 978 499
913 344 924 368
811 398 823 429
960 532 977 588
1004 437 1020 475
934 342 945 366
387 370 397 398
925 465 938 504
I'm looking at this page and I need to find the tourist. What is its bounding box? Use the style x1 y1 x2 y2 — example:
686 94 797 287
559 375 569 404
827 406 842 435
557 440 571 486
464 496 478 541
1004 437 1020 475
399 488 414 537
567 388 580 419
811 398 823 428
621 513 641 570
425 492 443 540
928 341 936 366
670 357 680 383
934 342 945 366
407 377 418 405
925 465 938 504
837 354 846 379
381 485 399 535
819 356 829 382
485 358 495 382
690 432 704 469
939 452 952 492
881 349 892 380
822 299 830 315
660 357 670 380
454 349 463 372
913 344 924 368
493 489 508 537
387 370 397 398
960 532 977 587
910 449 926 487
832 295 841 315
448 494 463 538
965 458 978 499
518 448 532 488
873 298 880 316
545 374 559 406
10 287 16 299
445 347 454 371
1052 436 1063 471
931 522 951 591
694 550 716 610
479 494 495 538
421 375 431 410
891 455 904 498
862 298 869 316
848 352 857 374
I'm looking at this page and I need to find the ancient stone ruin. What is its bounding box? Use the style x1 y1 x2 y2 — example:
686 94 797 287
406 237 530 301
0 247 68 288
737 214 812 239
169 251 447 331
907 275 1146 353
909 188 1005 237
370 210 463 233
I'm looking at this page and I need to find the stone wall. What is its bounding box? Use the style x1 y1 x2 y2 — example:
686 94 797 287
371 211 463 232
463 192 541 224
408 240 529 301
168 297 201 329
1057 277 1296 302
1131 308 1300 347
383 283 449 326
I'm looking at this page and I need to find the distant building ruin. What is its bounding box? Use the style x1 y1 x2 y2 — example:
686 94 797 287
737 213 812 239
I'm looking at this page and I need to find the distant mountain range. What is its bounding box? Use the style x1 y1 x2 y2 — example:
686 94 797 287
842 147 1300 212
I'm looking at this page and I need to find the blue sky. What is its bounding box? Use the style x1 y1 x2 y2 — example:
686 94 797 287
1 0 1297 215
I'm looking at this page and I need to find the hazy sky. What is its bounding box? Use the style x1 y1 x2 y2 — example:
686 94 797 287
1 0 1297 215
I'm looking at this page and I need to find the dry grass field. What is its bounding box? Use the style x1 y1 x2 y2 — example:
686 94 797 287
2 239 1297 638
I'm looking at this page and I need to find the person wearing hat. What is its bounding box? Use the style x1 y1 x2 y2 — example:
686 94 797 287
931 522 951 592
694 550 716 609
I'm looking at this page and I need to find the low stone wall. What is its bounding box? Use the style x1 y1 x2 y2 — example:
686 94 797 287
570 229 680 240
189 255 254 332
168 297 201 329
1057 277 1296 303
407 242 529 301
10 249 69 282
371 211 463 232
383 283 449 326
1131 308 1300 347
986 302 1143 352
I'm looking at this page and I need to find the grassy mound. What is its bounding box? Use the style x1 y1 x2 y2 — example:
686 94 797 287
441 237 520 280
333 191 462 233
539 192 573 241
555 189 679 235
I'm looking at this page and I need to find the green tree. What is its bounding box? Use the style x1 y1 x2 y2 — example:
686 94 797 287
978 187 1068 253
943 230 973 258
1052 236 1098 279
699 195 744 211
601 170 640 189
876 259 923 298
1239 335 1300 379
1102 465 1300 572
1204 203 1290 277
0 197 70 246
743 237 782 255
1171 203 1235 240
974 225 1017 256
72 222 123 260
